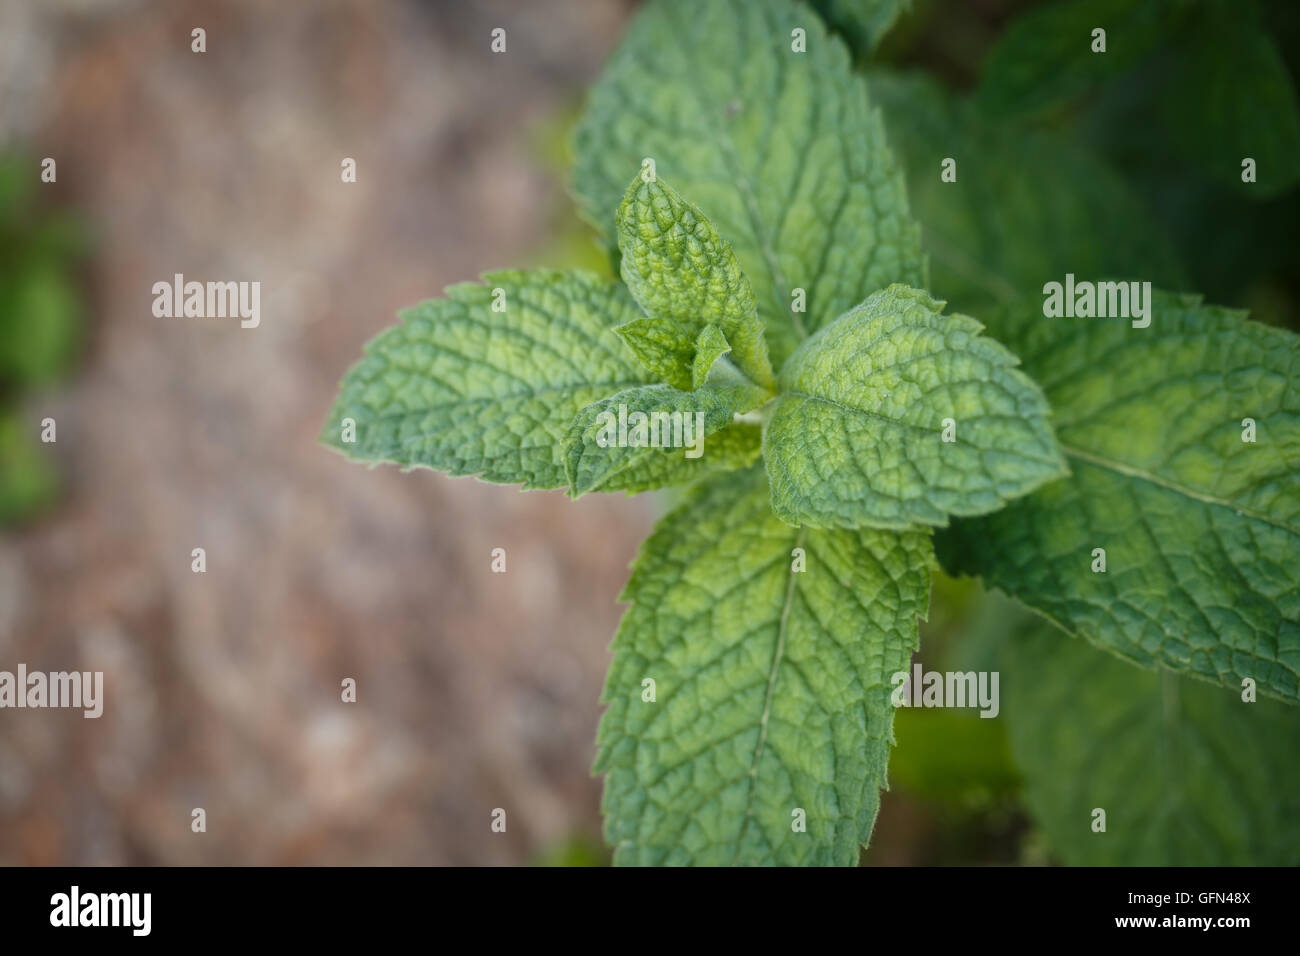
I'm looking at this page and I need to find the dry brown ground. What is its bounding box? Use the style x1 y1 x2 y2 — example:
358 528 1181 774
0 0 650 865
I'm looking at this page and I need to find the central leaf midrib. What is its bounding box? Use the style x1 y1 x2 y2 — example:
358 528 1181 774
1060 442 1296 536
661 0 803 344
784 391 1065 468
734 527 805 862
357 380 652 424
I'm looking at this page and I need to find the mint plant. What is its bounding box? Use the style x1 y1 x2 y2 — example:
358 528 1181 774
324 0 1300 865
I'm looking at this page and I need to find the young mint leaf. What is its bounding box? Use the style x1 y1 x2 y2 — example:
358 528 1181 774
692 324 732 389
763 285 1067 530
321 269 652 489
616 175 774 391
592 423 763 498
938 292 1300 701
1002 624 1300 865
597 465 931 865
608 317 692 391
563 382 768 497
573 0 924 365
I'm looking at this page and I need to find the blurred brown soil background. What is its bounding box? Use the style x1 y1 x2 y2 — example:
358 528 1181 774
0 0 649 865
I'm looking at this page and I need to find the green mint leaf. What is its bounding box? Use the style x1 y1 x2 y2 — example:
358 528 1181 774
1003 625 1300 865
938 292 1300 701
616 175 775 391
564 382 768 497
763 285 1067 530
597 465 932 865
589 423 763 498
321 269 652 489
609 317 693 391
614 320 748 394
805 0 912 56
573 0 924 365
692 324 732 389
976 0 1164 120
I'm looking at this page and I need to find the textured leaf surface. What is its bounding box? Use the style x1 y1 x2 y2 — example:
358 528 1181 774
764 285 1066 530
938 293 1300 701
1003 625 1300 865
564 382 768 496
596 424 763 497
321 269 650 488
609 317 694 393
573 0 924 365
597 465 931 865
616 176 774 390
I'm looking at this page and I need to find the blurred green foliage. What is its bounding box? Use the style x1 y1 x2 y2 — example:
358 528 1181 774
891 708 1019 805
0 407 59 522
0 153 86 525
892 581 1023 809
878 0 1300 332
873 70 1187 313
529 833 611 867
999 623 1300 865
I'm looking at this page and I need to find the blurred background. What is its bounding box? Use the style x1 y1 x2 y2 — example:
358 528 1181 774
1 0 1296 865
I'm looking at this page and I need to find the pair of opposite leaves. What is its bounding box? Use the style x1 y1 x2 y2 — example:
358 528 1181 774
327 170 1064 535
